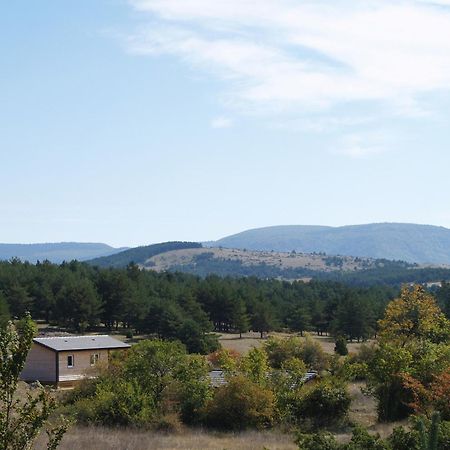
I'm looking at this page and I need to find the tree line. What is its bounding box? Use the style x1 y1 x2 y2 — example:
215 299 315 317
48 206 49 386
0 259 449 352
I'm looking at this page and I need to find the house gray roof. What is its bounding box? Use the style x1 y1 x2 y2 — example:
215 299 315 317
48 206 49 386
33 335 131 352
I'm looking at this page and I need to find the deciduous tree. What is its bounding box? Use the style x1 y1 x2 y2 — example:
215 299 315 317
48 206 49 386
0 314 68 449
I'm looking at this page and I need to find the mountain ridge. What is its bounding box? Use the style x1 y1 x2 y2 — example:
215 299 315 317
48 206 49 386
211 223 450 264
0 242 127 264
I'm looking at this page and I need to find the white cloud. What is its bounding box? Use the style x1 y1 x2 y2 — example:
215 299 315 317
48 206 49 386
211 116 233 129
127 0 450 118
332 134 389 159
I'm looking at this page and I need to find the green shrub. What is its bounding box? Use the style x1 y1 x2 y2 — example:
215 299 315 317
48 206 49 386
296 419 450 450
292 378 351 427
270 358 307 422
388 416 450 450
438 420 450 450
174 354 213 424
388 426 420 450
151 412 183 433
298 335 330 371
335 336 348 356
264 336 303 368
296 431 340 450
374 376 412 422
265 335 329 371
344 361 369 381
66 339 213 428
72 379 155 427
352 343 377 364
204 375 275 430
345 426 390 450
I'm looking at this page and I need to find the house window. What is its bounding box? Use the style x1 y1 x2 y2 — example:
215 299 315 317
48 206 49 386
67 355 74 368
90 353 100 366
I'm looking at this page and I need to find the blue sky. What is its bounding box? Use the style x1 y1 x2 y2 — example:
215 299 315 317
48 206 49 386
2 0 450 247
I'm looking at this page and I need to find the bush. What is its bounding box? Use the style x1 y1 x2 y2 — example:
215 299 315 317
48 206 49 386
367 343 414 421
352 343 377 364
335 336 348 356
345 426 390 450
296 431 340 450
265 335 329 371
203 375 275 430
343 361 369 381
296 418 450 450
374 376 412 422
298 335 330 371
292 378 351 427
388 426 419 450
65 339 213 428
151 413 183 433
265 336 304 368
207 348 240 370
72 378 155 427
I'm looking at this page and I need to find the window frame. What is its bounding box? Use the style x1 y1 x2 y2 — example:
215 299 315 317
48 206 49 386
67 354 74 368
90 353 100 367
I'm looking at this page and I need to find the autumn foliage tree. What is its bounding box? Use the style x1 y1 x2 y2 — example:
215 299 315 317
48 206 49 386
368 285 450 421
401 371 450 420
378 285 449 345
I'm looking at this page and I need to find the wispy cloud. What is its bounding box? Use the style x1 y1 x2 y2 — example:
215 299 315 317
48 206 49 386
128 0 450 118
332 134 389 159
211 116 233 129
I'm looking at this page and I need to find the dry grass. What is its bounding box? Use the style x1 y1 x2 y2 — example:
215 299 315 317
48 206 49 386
347 381 377 428
218 331 264 354
146 247 375 274
218 331 371 355
340 381 406 442
34 427 298 450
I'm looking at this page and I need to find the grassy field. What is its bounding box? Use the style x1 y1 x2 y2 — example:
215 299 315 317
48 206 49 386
35 428 298 450
218 331 370 355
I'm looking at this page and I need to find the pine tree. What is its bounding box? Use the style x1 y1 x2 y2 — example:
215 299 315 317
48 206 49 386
232 299 250 338
288 304 311 336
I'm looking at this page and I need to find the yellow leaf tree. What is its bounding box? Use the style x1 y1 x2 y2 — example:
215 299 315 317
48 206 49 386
369 285 450 421
378 285 450 345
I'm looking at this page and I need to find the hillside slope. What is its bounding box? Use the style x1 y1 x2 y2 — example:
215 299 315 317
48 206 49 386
212 223 450 264
139 246 450 286
87 241 202 268
0 242 126 264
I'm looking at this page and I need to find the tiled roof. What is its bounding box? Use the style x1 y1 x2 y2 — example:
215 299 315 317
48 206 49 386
34 335 131 352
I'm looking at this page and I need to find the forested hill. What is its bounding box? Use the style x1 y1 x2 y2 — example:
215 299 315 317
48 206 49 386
87 241 202 268
212 223 450 264
0 242 126 264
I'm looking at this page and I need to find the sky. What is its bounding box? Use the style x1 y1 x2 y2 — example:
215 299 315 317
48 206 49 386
2 0 450 247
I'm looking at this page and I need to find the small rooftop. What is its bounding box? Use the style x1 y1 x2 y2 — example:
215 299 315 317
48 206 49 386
33 335 131 352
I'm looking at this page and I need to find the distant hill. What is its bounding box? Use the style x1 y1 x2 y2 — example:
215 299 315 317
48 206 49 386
138 246 450 287
84 238 450 287
0 242 127 264
212 223 450 265
87 241 203 268
144 247 380 274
